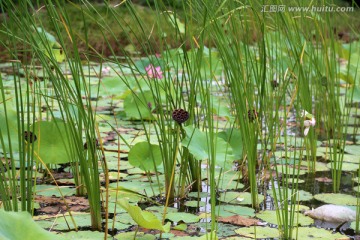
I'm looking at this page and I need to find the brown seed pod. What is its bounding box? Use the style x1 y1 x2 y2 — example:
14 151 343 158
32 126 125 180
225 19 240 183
247 109 258 122
172 109 189 124
84 138 99 150
24 131 37 143
271 80 279 89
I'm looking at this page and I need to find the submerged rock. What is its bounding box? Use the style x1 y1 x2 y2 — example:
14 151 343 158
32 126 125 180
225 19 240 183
304 204 356 223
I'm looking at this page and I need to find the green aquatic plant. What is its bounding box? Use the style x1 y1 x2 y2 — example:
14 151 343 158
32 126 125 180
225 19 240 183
117 199 171 233
0 1 104 230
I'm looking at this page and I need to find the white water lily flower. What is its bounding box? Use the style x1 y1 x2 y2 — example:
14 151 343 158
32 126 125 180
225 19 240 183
301 110 316 136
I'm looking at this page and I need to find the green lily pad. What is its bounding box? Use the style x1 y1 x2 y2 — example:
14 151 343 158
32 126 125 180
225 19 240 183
344 145 360 155
214 170 244 190
351 221 359 231
295 226 347 239
114 231 156 240
268 188 313 202
123 91 154 120
0 210 64 240
184 201 206 208
234 226 279 239
181 125 235 166
33 119 75 164
271 165 307 176
256 210 313 226
286 178 305 184
100 76 136 97
128 142 162 171
36 214 90 230
342 154 360 164
217 128 243 160
0 103 20 152
214 204 255 217
194 222 236 238
314 193 358 205
187 192 210 198
218 191 264 205
145 206 178 213
35 185 75 197
165 212 200 223
115 212 137 225
326 162 359 171
299 161 329 172
60 231 104 239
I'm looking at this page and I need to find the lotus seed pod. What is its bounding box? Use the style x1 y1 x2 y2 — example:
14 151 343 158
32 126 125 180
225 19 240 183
24 131 37 143
172 109 189 124
247 109 258 122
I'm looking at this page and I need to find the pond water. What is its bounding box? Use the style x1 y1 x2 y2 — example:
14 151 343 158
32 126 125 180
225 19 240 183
0 59 359 240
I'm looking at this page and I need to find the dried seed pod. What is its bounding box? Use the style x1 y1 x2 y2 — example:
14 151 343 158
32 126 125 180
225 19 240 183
247 109 258 122
172 109 189 124
84 138 99 150
24 131 37 143
271 80 279 88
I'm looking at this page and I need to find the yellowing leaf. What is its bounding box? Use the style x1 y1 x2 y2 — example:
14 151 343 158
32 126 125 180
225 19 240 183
117 199 170 232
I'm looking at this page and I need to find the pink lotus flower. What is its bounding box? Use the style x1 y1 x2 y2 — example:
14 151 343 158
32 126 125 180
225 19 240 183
145 64 163 79
101 66 111 75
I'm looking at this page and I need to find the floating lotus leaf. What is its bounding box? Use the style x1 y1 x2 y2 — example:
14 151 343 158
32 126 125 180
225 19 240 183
99 76 136 97
286 178 305 184
195 222 237 239
35 185 75 197
218 191 264 205
326 162 359 171
0 105 20 152
271 165 307 176
314 193 358 205
217 128 243 160
181 125 235 166
342 154 360 163
268 188 313 202
351 221 358 231
165 212 200 223
33 119 75 164
114 231 156 240
295 226 348 239
128 142 162 171
0 210 64 240
36 214 89 231
123 90 155 120
184 200 206 208
234 226 279 239
256 210 313 226
187 192 209 198
214 204 255 217
352 177 359 183
60 230 105 239
344 145 360 155
299 161 329 172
